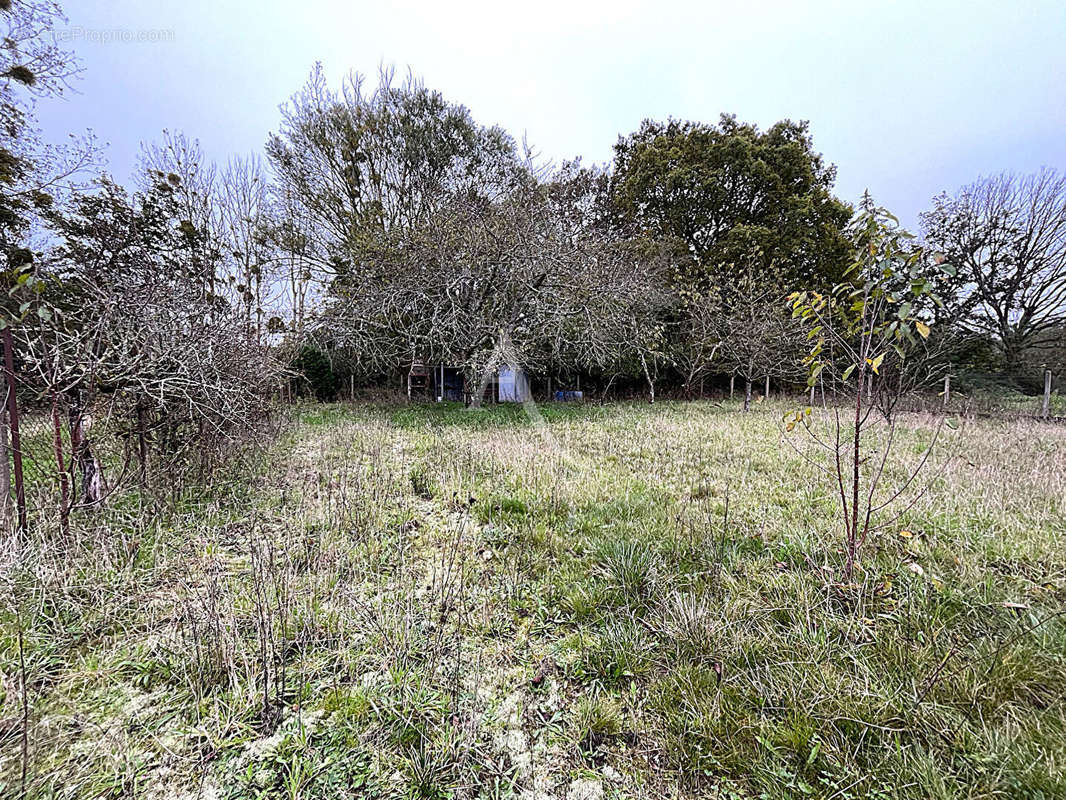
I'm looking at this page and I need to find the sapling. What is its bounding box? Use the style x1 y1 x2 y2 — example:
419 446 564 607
786 196 953 581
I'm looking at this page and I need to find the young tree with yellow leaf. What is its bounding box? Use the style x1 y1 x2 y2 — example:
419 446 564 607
787 195 953 580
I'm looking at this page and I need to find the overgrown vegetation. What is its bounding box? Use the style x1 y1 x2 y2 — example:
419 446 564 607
3 400 1063 798
1 2 1064 798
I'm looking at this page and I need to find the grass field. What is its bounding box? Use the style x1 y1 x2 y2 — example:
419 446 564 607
2 399 1065 799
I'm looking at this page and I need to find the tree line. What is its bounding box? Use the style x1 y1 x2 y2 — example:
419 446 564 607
262 66 1063 405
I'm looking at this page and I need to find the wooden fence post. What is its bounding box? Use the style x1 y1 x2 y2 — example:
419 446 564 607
1043 369 1052 419
730 374 735 399
2 328 26 536
764 375 770 401
943 373 950 408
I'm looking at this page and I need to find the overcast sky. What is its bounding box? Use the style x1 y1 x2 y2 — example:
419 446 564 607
36 0 1066 230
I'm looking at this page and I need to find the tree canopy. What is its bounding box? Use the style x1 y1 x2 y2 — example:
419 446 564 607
611 114 852 291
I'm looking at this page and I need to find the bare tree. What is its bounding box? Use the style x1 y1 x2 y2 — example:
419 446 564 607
220 154 274 343
320 155 672 402
669 288 719 398
265 65 519 293
19 172 282 506
140 132 223 311
921 169 1066 371
710 254 804 411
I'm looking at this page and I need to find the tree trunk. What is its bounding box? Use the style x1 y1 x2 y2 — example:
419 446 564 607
0 376 11 537
846 368 864 581
743 378 752 412
3 330 26 535
640 354 655 404
70 402 104 510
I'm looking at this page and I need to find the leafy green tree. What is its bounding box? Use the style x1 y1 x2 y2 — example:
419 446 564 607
611 114 851 292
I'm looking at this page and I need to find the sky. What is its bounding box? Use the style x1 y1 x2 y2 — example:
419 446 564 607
35 0 1066 230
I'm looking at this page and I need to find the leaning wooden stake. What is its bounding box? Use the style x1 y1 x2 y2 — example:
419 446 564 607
2 328 26 536
943 373 951 408
0 375 11 535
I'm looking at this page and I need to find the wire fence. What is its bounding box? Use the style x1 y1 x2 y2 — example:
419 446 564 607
1 327 127 540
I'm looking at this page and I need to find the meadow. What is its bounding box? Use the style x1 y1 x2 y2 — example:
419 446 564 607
2 399 1064 800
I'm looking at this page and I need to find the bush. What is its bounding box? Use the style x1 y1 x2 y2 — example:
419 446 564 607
293 346 340 400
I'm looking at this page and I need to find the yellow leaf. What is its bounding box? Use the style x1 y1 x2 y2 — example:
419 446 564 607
898 530 913 538
915 321 930 338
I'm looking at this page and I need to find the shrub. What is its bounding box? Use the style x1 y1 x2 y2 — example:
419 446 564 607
293 345 340 400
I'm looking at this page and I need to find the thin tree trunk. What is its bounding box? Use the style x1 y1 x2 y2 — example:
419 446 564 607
0 375 11 537
847 370 864 581
744 378 752 412
71 403 104 510
640 354 655 404
3 330 26 534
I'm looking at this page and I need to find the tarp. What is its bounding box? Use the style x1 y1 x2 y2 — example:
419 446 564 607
498 367 531 402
